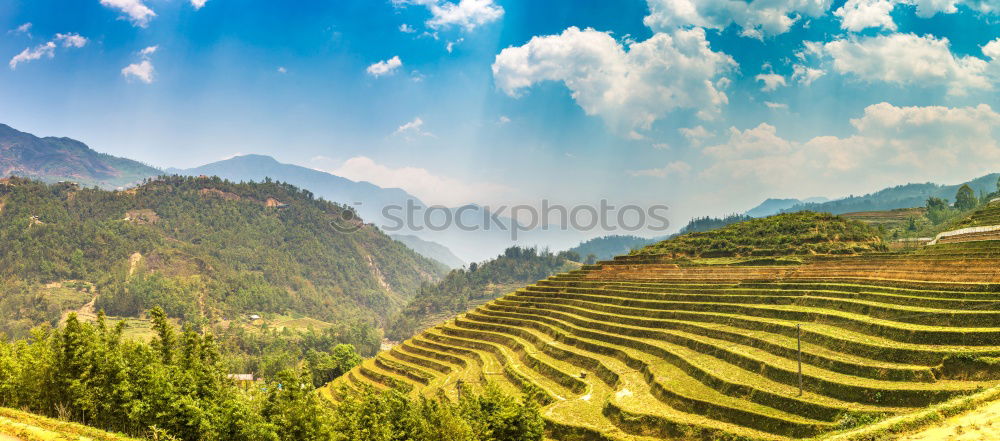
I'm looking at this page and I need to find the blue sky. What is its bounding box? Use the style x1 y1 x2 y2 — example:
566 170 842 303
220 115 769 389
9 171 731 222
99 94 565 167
4 0 1000 230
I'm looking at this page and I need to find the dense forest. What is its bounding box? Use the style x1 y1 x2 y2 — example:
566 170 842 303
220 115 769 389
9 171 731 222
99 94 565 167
0 309 543 441
0 176 447 337
386 247 581 340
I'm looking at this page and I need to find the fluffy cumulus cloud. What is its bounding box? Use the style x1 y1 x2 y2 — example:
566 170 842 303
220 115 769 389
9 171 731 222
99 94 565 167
190 0 208 10
122 46 158 84
393 0 504 32
755 73 787 91
9 33 88 70
628 161 692 178
330 156 509 207
493 27 735 137
807 33 1000 95
680 125 713 145
367 56 403 77
835 0 1000 31
834 0 899 31
100 0 156 27
698 103 1000 202
792 64 825 84
55 33 89 48
122 60 154 83
643 0 832 38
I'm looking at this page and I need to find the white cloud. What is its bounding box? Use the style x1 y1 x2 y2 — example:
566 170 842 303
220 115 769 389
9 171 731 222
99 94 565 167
493 27 735 136
643 0 833 38
122 60 155 83
277 66 287 74
834 0 898 31
139 45 158 56
55 33 88 48
498 115 511 124
366 56 403 77
11 23 31 35
811 33 994 95
447 38 464 53
698 103 1000 201
8 42 55 70
100 0 156 27
400 24 416 33
834 0 1000 32
330 156 509 207
628 161 692 178
792 64 825 85
765 101 789 109
8 31 90 70
652 142 671 150
191 0 208 10
755 73 787 91
394 117 434 138
680 125 713 146
394 0 505 32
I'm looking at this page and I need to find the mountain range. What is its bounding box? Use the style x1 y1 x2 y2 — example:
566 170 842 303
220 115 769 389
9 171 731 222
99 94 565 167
776 175 1000 215
6 122 1000 263
171 155 587 263
0 123 160 189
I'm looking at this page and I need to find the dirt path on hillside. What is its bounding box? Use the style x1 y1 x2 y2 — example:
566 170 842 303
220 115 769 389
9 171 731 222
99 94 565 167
60 293 97 325
128 252 142 278
897 400 1000 440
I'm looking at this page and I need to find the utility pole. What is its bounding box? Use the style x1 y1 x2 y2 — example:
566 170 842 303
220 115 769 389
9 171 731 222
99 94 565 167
797 324 803 396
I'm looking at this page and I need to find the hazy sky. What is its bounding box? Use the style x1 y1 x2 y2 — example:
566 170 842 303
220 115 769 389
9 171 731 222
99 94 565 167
4 0 1000 227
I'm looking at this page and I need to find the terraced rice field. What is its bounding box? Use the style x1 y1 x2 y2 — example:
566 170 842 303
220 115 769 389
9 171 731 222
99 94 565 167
327 242 1000 440
0 408 138 441
953 201 1000 229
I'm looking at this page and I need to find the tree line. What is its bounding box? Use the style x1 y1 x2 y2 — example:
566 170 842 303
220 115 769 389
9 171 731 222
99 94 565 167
0 308 544 441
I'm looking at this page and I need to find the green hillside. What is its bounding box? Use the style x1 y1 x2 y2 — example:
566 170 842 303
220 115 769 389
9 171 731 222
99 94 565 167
633 211 886 258
0 176 447 337
333 212 1000 440
948 200 1000 229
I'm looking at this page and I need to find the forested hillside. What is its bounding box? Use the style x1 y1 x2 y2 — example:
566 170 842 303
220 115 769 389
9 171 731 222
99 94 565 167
0 309 544 441
0 176 447 337
386 247 581 340
634 211 885 258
